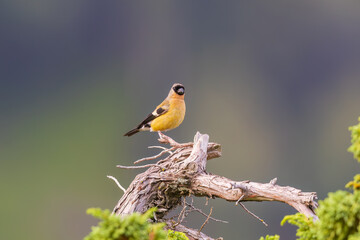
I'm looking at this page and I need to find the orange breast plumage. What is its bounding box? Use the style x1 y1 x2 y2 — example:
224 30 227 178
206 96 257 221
150 99 185 132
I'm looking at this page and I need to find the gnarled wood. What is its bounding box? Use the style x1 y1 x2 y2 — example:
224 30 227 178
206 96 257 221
113 132 318 239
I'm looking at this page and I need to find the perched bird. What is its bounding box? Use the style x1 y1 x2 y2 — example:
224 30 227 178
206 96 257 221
124 83 186 137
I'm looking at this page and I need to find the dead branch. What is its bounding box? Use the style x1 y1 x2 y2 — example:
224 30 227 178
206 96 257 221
185 202 228 224
107 175 126 193
112 132 318 239
198 207 213 233
237 201 268 226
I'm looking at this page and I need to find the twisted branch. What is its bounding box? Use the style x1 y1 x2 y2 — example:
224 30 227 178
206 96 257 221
112 132 318 239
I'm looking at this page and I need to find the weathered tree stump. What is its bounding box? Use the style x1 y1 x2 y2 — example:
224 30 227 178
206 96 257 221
113 132 318 240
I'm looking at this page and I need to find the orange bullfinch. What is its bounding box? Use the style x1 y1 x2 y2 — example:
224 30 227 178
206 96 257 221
124 83 186 137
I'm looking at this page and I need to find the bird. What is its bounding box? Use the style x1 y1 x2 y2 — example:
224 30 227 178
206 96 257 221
124 83 186 137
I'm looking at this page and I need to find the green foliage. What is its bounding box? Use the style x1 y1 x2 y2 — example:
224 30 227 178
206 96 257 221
346 174 360 190
348 227 360 240
348 117 360 162
315 190 360 240
281 213 316 240
84 208 166 240
260 116 360 240
84 208 188 240
259 235 280 240
167 230 188 240
282 190 360 240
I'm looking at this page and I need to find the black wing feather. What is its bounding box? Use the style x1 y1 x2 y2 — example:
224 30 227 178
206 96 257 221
124 107 167 137
137 113 157 128
137 107 167 128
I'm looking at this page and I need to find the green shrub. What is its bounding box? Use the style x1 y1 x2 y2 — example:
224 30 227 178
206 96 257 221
84 208 188 240
281 189 360 240
84 208 166 240
260 116 360 240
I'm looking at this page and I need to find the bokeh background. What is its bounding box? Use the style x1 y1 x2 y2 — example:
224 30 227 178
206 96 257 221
2 1 360 239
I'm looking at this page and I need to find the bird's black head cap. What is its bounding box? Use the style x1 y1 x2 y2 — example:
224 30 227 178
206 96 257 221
173 83 185 95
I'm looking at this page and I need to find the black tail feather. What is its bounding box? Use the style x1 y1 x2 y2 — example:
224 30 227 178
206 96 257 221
124 128 140 137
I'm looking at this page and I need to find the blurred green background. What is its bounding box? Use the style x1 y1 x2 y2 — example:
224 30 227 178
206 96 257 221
1 1 360 239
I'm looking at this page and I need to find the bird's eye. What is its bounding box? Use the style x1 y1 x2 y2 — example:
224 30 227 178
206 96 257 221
176 87 184 95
